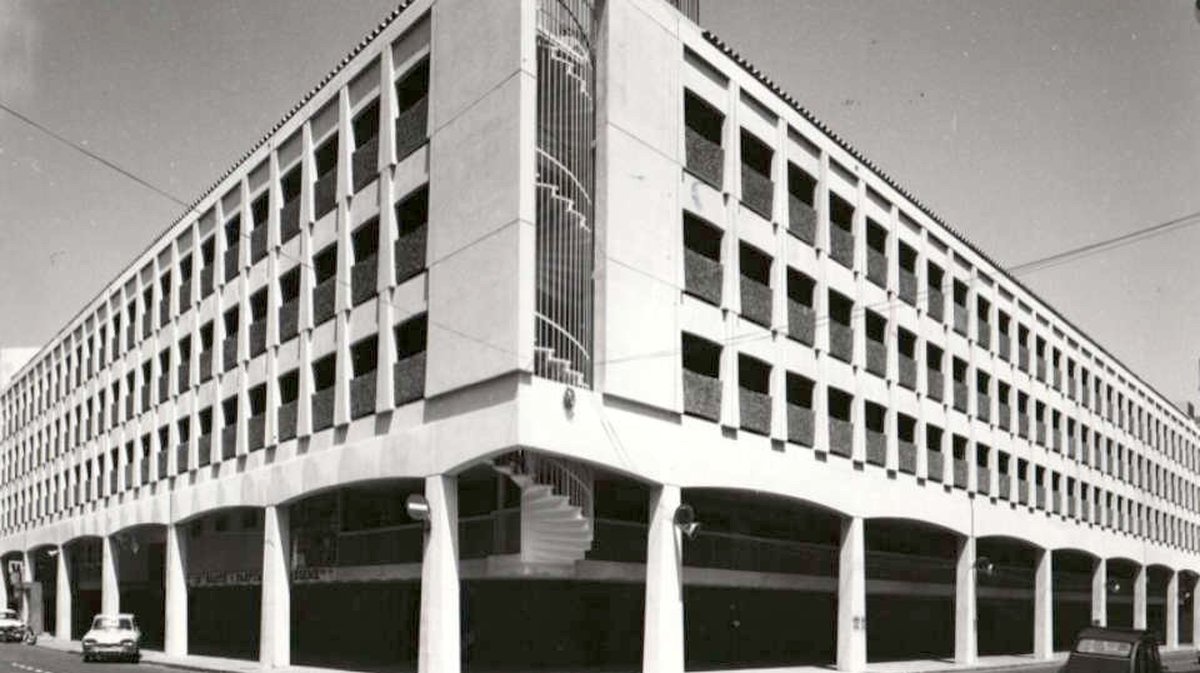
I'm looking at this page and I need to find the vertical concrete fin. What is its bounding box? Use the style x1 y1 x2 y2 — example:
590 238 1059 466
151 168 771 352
55 546 72 640
837 516 867 672
418 475 461 673
164 523 189 657
955 536 977 665
642 484 684 673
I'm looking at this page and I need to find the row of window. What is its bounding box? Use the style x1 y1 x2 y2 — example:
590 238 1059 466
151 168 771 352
0 56 431 436
1 184 429 486
681 85 1200 478
1 315 428 535
680 328 1200 516
679 333 1198 553
683 212 1199 510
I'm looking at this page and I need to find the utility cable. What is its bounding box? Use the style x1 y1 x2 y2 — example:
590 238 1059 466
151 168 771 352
1009 209 1200 277
0 100 189 208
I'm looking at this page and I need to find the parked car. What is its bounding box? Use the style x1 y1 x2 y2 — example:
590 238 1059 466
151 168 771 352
0 608 35 644
1063 627 1166 673
81 613 141 663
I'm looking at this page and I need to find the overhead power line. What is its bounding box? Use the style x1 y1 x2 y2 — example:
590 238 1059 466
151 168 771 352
0 100 188 207
1009 209 1200 276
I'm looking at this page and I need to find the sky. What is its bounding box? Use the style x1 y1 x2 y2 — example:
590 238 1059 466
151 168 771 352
1 1 1199 406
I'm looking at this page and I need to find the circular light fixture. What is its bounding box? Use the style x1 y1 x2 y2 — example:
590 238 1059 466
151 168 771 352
674 504 701 540
405 494 431 523
974 557 995 577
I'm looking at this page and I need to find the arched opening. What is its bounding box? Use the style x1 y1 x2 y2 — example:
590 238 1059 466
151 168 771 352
64 537 102 640
30 545 58 636
112 524 167 650
1181 571 1197 645
976 536 1038 655
1147 565 1173 643
464 458 649 673
1106 558 1140 628
865 518 961 662
1052 549 1097 651
289 477 424 672
1 550 22 612
681 487 844 670
183 507 263 660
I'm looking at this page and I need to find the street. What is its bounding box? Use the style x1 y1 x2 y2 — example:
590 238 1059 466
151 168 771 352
0 645 157 673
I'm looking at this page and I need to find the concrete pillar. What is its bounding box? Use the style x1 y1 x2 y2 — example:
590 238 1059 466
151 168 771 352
955 536 977 665
164 523 188 657
19 550 31 624
837 517 867 672
419 475 460 673
1166 570 1179 648
0 559 8 610
260 505 291 667
1133 565 1147 630
643 484 684 673
101 536 119 614
1033 548 1053 659
55 546 72 640
1092 558 1107 627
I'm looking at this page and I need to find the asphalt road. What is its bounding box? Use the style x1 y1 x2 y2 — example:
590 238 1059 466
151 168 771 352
1 642 1198 673
0 644 159 673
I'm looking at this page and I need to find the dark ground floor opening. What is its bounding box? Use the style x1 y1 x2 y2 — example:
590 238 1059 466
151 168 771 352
71 589 101 641
39 584 57 636
1053 598 1092 651
120 585 165 650
867 593 953 661
189 585 262 660
1108 600 1133 628
978 597 1032 655
465 580 645 673
684 586 834 670
1182 605 1194 645
292 581 420 673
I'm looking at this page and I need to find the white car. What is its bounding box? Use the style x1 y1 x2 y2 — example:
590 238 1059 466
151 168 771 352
81 613 141 663
0 608 33 643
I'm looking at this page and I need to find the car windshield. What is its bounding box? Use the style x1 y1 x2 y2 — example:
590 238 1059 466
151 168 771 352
1075 638 1134 658
92 617 133 631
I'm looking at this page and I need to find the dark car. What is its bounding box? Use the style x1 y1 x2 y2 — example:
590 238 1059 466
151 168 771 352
1063 627 1166 673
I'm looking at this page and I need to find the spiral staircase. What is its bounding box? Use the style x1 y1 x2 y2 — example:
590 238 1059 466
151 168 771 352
533 0 596 389
492 451 594 564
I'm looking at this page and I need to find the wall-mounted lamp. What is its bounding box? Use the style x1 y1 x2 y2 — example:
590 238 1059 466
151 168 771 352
563 387 576 412
674 504 700 540
45 549 59 558
1108 579 1123 594
974 557 995 578
406 494 431 531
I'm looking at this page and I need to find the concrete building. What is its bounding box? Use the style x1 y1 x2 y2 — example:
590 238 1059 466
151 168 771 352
3 0 1200 671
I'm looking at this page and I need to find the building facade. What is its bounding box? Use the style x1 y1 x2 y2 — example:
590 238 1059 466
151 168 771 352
2 1 1200 671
